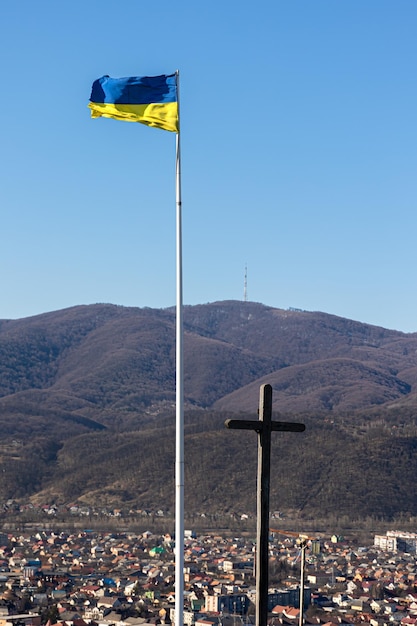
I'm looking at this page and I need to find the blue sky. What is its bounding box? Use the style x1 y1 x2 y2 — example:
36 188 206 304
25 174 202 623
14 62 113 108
1 1 416 332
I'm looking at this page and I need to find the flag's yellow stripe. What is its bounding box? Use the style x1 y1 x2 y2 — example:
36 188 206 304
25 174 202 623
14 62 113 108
88 101 178 132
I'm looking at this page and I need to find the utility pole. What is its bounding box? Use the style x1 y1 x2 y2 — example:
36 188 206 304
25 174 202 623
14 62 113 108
298 537 308 626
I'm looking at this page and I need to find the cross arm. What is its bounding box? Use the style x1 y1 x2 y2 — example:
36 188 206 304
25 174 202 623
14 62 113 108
225 418 305 433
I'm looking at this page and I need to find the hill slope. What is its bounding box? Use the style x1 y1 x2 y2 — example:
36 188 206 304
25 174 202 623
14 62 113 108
0 300 417 521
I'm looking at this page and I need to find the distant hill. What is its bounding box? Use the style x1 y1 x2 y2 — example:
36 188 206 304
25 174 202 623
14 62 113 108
1 300 417 522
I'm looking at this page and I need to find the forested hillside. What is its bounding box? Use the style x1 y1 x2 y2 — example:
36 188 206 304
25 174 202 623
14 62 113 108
0 300 416 523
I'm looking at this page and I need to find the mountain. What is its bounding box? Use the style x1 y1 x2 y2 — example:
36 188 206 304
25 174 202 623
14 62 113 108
1 300 417 522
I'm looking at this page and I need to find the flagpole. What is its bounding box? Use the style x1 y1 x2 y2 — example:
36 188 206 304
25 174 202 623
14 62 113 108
174 69 184 626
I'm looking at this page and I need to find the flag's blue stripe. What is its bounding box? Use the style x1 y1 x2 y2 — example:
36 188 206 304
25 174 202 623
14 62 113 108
90 74 177 105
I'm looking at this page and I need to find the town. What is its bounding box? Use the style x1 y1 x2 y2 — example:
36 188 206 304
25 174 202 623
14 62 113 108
1 527 417 626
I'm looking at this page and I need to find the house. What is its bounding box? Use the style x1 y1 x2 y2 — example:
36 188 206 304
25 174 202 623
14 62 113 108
97 596 122 610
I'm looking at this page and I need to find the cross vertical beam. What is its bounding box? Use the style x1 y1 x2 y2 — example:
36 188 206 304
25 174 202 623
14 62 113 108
225 384 305 626
257 383 272 626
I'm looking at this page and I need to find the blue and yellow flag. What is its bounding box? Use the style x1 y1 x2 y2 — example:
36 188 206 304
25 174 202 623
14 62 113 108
89 74 178 132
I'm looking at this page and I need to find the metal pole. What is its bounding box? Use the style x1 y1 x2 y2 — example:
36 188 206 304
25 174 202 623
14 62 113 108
298 540 306 626
174 69 184 626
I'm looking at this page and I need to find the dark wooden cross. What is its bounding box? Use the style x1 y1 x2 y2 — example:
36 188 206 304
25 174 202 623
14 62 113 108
225 383 305 626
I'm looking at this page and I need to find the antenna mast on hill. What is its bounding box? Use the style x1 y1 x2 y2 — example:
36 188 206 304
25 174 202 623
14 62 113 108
244 264 248 302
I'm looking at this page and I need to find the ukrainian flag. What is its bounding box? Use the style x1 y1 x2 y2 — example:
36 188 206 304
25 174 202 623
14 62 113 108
89 74 178 132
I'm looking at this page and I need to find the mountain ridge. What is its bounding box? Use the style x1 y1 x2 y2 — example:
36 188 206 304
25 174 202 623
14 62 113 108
1 299 417 418
1 300 417 521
